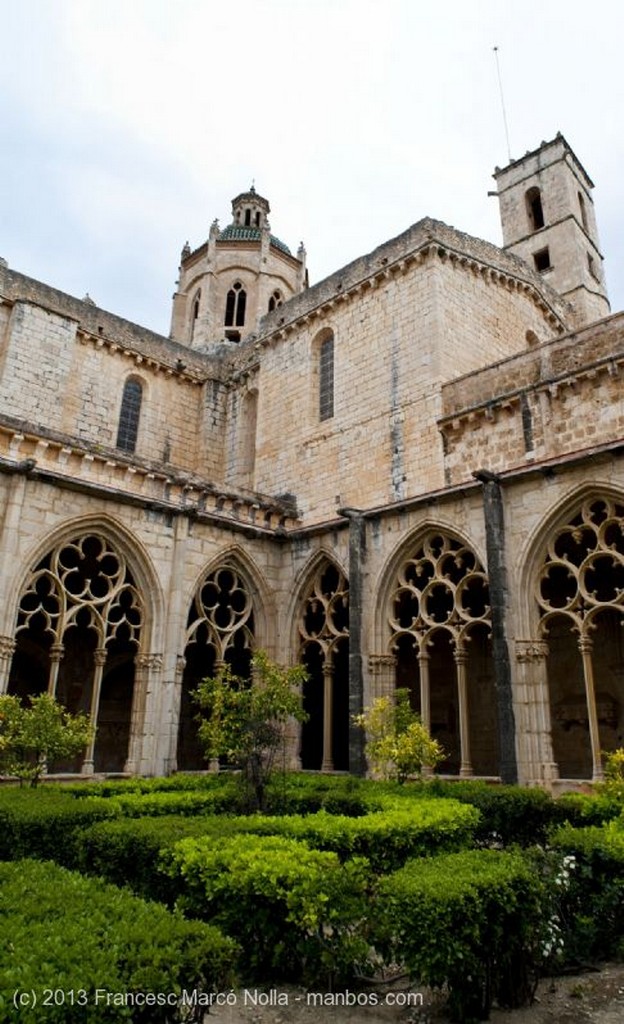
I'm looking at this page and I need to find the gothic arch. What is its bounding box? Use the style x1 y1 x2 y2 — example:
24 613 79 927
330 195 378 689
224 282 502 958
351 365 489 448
5 515 162 774
176 547 271 771
292 551 349 772
4 514 163 647
374 523 497 777
522 487 624 781
372 519 488 650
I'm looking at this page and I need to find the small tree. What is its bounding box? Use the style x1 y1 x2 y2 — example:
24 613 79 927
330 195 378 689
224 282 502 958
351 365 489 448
354 688 443 783
0 693 94 786
193 650 308 811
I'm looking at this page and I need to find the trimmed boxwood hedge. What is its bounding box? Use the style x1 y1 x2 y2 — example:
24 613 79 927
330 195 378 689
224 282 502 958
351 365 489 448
165 833 370 984
0 859 237 1023
225 799 479 871
75 815 235 901
374 849 544 1023
0 789 120 863
550 820 624 961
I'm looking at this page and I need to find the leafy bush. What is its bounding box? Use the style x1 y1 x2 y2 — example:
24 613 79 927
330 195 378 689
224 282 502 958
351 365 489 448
0 788 119 863
420 778 558 846
552 791 623 828
353 689 444 781
550 821 624 961
75 816 235 901
164 833 370 984
375 849 543 1022
193 651 308 811
0 694 93 786
0 859 237 1023
225 799 479 872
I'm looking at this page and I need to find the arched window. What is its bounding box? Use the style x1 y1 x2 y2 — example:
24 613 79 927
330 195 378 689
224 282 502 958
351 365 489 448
8 533 144 773
225 282 247 328
537 497 624 781
190 290 201 342
319 334 334 421
268 290 283 313
388 531 496 777
298 561 349 771
116 378 143 453
177 564 255 770
526 187 545 231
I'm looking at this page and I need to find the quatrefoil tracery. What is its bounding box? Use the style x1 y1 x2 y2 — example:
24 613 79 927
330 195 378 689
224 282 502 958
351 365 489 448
298 562 349 659
16 534 143 649
389 532 491 653
186 565 254 663
538 499 624 634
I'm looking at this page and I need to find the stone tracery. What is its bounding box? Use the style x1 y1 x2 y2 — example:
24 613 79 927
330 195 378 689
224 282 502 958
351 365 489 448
8 533 144 773
177 563 256 770
297 560 349 771
536 497 624 779
388 531 496 776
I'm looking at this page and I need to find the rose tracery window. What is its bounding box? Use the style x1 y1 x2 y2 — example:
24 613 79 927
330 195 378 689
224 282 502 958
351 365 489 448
298 561 349 771
537 498 624 780
177 564 256 771
9 534 144 773
388 532 496 777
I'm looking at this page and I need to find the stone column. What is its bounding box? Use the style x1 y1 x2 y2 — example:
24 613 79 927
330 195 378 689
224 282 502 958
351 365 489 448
454 644 473 777
125 653 163 775
166 654 186 774
578 633 603 782
514 639 558 785
0 636 16 693
82 648 107 775
47 643 64 697
321 658 334 772
418 647 431 733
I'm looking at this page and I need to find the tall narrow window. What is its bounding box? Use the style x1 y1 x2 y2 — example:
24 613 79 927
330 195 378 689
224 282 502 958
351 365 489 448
578 192 588 232
116 378 142 453
526 187 545 231
190 290 201 342
319 334 334 421
225 282 247 327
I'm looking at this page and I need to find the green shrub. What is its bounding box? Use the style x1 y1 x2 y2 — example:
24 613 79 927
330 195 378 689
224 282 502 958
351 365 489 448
0 859 237 1023
550 821 624 961
374 849 543 1023
420 779 558 846
164 833 370 984
553 790 623 827
0 788 119 863
228 799 479 872
75 816 236 901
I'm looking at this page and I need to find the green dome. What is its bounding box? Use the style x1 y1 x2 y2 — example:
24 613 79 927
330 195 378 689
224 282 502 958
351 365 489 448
219 224 291 255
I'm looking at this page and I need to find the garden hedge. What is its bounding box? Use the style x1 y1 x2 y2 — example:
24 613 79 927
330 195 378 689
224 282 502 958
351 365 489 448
164 833 370 984
0 859 237 1023
0 789 120 863
229 799 479 871
374 849 544 1023
550 820 624 961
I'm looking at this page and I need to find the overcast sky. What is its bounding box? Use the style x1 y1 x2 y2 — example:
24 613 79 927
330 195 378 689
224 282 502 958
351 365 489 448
1 0 622 335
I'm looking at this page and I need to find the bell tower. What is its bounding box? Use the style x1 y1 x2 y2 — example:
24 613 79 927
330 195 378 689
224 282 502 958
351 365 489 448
169 186 307 350
494 134 610 327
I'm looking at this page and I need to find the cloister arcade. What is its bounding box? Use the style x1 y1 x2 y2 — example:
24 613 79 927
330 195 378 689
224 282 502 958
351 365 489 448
3 497 624 783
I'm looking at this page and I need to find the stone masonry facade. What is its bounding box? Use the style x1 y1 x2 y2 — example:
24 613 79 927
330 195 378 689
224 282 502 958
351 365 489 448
0 135 622 788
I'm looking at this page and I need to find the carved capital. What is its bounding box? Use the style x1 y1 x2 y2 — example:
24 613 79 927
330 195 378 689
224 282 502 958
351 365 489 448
368 654 396 674
136 652 164 672
0 636 16 661
515 639 549 663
